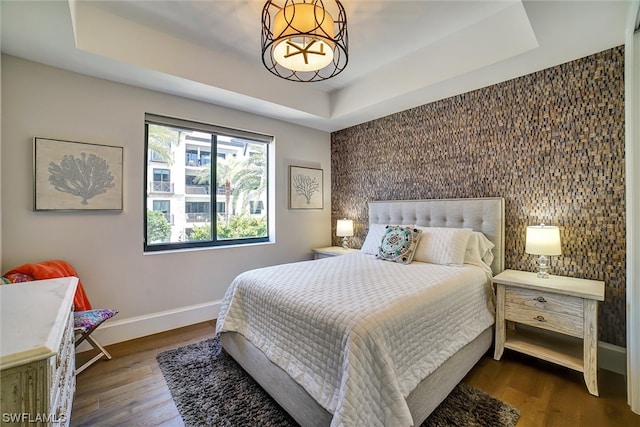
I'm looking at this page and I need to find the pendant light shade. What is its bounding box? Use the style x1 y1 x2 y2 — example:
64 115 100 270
262 0 348 82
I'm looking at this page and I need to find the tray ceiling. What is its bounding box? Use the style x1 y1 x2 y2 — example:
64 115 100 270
1 1 633 132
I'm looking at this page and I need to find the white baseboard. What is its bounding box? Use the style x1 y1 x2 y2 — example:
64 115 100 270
76 300 222 352
599 340 627 376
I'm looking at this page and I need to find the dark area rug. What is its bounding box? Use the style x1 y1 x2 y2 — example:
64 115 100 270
157 337 520 427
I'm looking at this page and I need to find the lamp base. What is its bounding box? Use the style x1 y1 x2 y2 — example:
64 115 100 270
341 236 349 249
536 254 550 278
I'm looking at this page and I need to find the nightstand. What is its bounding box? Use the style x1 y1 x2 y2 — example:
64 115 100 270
312 246 359 259
493 269 605 396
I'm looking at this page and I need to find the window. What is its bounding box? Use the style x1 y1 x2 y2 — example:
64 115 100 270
152 200 172 224
151 169 172 193
185 201 211 223
185 175 209 195
144 114 271 251
250 200 264 215
149 139 170 163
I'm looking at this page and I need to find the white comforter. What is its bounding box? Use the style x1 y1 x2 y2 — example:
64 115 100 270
216 253 495 427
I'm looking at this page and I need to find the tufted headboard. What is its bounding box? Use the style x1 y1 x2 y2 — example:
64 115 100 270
368 198 505 275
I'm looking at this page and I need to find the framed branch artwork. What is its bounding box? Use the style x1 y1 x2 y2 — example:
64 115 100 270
289 165 323 209
34 137 124 211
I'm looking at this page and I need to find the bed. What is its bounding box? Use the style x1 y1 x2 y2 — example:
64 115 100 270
216 197 505 426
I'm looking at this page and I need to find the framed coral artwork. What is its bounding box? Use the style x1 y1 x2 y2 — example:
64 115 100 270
289 165 323 209
34 137 123 211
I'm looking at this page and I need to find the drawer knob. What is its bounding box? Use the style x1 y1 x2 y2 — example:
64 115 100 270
534 296 547 303
534 315 547 322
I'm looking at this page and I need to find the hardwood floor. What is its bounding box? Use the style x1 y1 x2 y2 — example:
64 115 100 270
464 353 639 427
71 321 217 426
71 321 640 426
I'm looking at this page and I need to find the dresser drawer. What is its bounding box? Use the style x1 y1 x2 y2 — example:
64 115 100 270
50 307 75 426
504 288 584 338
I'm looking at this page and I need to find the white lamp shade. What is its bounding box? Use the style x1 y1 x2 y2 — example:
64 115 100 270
336 219 354 237
272 3 335 72
525 225 561 256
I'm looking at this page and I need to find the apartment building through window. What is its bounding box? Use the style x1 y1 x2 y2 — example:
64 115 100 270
144 114 272 251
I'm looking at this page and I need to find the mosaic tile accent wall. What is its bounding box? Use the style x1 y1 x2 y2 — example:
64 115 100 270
331 47 626 346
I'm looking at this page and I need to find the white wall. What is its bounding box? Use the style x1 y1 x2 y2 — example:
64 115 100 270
0 8 4 267
1 55 332 344
0 59 3 268
626 15 640 413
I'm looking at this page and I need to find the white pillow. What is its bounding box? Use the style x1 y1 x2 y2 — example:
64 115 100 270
464 231 495 267
360 223 413 255
360 224 389 255
413 227 473 265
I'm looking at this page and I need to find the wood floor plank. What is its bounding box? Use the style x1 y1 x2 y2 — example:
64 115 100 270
71 321 640 426
464 351 639 427
76 364 154 396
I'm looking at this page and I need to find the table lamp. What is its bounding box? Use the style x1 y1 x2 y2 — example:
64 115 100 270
525 224 561 278
336 219 354 249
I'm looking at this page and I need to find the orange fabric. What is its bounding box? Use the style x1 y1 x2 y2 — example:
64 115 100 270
4 260 92 311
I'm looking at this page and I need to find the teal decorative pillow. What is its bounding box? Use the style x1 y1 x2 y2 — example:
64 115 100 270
376 226 423 264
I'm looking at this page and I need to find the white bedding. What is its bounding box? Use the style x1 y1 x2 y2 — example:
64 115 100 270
216 253 495 426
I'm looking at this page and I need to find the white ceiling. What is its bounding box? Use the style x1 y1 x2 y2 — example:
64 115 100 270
1 1 636 132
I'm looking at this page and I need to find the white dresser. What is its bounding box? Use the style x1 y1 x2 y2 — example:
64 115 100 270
1 277 78 426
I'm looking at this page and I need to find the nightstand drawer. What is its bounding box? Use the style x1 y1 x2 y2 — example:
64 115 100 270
315 252 334 259
505 287 583 316
505 301 583 338
505 287 583 338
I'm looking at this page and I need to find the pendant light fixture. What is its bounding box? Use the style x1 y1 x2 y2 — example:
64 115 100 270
261 0 348 82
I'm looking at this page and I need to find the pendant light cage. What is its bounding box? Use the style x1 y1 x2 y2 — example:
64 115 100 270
261 0 348 82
